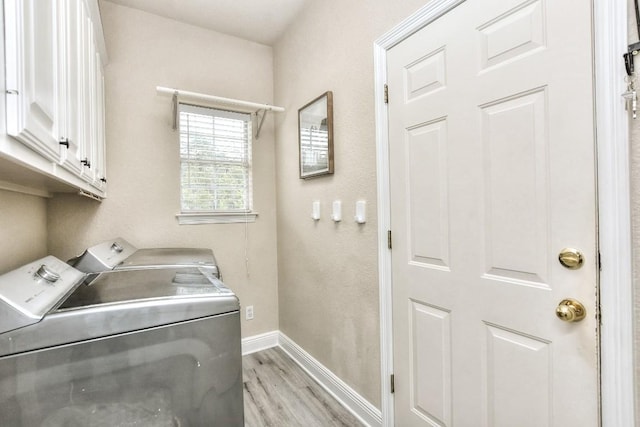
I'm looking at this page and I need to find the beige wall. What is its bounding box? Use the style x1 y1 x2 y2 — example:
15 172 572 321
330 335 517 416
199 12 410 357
46 1 279 338
273 0 429 407
0 189 48 273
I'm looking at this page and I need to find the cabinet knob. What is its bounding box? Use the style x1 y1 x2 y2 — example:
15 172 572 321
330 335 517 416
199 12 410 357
81 158 91 168
100 177 107 183
59 138 69 148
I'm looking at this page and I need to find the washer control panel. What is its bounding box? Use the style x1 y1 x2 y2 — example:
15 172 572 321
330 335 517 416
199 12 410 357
70 237 136 273
0 256 85 334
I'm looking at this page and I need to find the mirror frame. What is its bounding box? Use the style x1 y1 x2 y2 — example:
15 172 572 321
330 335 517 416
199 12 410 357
298 91 334 179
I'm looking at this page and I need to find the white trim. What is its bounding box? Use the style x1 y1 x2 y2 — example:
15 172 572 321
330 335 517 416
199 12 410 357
594 1 635 425
241 330 279 355
373 42 395 427
0 180 51 198
374 0 466 49
373 1 635 426
241 331 382 427
176 212 258 224
278 332 383 427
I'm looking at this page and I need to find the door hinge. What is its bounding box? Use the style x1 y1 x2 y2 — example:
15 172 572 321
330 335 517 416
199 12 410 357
387 230 392 250
598 251 602 271
384 84 389 104
390 374 395 394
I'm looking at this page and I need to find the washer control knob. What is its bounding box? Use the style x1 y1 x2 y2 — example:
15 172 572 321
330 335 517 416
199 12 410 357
35 265 60 283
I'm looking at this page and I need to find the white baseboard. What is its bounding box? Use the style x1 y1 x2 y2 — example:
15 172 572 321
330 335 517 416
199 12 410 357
241 331 383 426
278 332 383 427
241 330 279 355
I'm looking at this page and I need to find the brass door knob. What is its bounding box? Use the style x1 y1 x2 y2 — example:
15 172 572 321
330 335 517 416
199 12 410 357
556 299 586 322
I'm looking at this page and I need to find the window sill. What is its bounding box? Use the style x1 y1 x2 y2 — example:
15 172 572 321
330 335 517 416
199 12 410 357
176 212 258 224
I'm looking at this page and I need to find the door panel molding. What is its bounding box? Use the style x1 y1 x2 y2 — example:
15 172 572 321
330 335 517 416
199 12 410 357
373 0 633 425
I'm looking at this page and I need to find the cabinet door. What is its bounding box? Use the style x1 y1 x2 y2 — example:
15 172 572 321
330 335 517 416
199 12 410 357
59 0 84 175
80 10 96 184
74 0 107 190
92 55 107 191
4 0 65 162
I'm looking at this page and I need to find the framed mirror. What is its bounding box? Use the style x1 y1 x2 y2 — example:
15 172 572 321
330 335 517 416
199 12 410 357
298 91 333 179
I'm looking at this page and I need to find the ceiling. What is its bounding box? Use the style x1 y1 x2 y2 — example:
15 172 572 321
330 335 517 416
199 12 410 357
103 0 309 45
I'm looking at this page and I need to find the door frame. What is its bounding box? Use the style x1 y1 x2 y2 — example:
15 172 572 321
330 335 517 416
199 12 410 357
373 1 634 426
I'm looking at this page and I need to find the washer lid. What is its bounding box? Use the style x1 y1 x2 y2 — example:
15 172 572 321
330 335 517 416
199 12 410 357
0 256 85 334
68 239 220 278
58 267 234 310
117 247 218 272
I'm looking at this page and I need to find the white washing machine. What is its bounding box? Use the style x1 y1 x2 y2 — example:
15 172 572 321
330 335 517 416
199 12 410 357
68 237 221 279
0 256 243 426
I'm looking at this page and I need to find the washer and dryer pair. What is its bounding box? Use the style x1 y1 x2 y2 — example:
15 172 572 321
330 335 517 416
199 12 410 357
0 239 243 426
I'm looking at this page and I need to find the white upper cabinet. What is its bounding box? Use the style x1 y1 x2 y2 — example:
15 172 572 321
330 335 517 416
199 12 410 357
2 0 107 198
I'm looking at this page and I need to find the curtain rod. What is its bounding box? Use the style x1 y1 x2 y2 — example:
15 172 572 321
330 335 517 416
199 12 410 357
156 86 285 113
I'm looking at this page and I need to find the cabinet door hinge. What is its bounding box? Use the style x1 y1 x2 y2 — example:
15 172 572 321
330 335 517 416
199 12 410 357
390 374 395 394
387 230 392 250
384 84 389 104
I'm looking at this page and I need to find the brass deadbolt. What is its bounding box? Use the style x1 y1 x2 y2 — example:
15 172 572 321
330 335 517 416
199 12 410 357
558 248 584 270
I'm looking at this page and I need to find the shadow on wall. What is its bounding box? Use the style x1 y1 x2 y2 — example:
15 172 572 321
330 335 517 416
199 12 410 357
47 193 103 259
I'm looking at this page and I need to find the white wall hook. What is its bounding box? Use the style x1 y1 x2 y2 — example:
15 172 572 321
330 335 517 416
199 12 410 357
311 200 320 220
331 200 342 222
355 200 366 224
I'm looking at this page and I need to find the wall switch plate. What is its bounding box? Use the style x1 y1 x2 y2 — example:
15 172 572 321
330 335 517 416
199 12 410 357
246 305 254 320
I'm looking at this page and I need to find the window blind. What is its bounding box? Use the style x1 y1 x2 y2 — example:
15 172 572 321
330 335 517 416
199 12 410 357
179 103 252 213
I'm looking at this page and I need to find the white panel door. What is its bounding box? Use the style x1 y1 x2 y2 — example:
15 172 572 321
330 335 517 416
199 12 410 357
388 1 598 426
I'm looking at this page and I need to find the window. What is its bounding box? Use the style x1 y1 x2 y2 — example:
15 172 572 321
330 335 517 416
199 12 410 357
177 103 256 224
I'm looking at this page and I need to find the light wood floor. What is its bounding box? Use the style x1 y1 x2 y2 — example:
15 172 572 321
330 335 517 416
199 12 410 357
243 347 364 427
